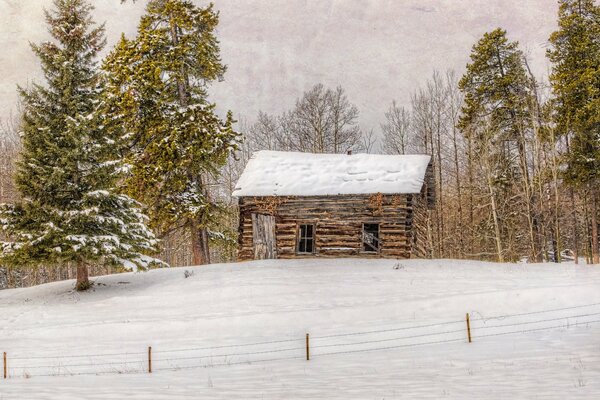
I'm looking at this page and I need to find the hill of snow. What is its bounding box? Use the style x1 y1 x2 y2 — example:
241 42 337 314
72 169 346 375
1 258 600 399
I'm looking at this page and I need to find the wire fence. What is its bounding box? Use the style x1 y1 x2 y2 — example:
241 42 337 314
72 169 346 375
3 301 600 379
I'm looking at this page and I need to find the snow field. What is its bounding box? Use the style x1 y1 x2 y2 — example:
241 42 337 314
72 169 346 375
1 258 600 398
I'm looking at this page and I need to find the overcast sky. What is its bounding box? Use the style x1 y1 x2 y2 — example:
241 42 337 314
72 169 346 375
0 0 557 135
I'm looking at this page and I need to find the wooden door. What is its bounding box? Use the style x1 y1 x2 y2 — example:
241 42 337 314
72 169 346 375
252 213 277 259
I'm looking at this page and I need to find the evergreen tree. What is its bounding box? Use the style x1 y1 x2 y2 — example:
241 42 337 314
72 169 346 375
103 0 240 265
459 29 534 180
0 0 162 290
458 28 539 262
547 0 600 263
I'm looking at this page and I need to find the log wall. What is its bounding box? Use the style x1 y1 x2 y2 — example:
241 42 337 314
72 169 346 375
237 188 432 261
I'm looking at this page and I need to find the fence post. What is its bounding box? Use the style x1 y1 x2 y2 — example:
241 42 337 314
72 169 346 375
148 346 152 373
466 313 472 343
306 333 310 361
3 352 6 379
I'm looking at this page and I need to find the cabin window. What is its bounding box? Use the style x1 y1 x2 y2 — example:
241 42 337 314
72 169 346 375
297 224 315 254
362 223 380 252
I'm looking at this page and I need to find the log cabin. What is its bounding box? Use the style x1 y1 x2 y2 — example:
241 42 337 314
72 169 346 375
233 151 434 260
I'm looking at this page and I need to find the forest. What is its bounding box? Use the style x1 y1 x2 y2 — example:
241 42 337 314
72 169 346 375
0 0 599 289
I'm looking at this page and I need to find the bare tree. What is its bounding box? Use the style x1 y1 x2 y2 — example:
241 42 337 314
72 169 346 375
281 84 362 154
409 71 450 257
328 86 362 153
359 128 378 154
247 112 281 151
381 101 411 155
1 114 21 288
410 88 434 155
0 115 21 205
444 70 466 258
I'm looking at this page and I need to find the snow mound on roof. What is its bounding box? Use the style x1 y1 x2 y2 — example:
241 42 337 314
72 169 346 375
233 151 431 197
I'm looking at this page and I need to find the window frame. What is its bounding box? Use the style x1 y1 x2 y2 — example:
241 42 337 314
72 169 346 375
361 223 381 253
296 223 316 255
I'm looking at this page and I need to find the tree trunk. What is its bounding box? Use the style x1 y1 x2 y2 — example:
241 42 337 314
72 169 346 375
523 58 544 262
467 133 475 257
550 134 562 263
583 189 592 264
191 222 210 265
487 167 504 263
426 211 434 259
436 123 444 258
452 125 464 259
75 263 90 291
168 14 188 107
550 226 559 263
591 185 599 264
565 134 580 264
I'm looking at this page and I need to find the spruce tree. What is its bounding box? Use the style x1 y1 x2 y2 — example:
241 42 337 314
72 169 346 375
547 0 600 263
458 28 538 262
104 0 240 265
0 0 163 290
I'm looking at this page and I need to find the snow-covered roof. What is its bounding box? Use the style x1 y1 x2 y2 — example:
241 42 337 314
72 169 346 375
233 151 431 197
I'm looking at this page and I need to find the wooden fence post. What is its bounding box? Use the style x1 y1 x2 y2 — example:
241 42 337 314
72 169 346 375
148 346 152 373
3 352 6 379
306 333 310 361
466 313 472 343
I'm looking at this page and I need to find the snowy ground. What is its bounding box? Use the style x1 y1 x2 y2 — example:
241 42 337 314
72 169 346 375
1 258 600 399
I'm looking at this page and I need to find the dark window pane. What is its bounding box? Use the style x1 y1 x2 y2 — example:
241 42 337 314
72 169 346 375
306 238 313 253
299 239 306 253
297 224 315 254
363 224 380 252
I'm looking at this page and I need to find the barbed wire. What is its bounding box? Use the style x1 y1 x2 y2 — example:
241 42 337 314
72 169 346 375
311 328 466 349
152 337 301 354
313 319 600 358
470 301 600 322
5 301 600 378
25 350 600 378
14 312 596 371
10 301 600 362
472 311 600 330
313 337 467 357
154 355 306 372
154 346 305 363
311 319 464 340
473 319 600 340
8 359 144 370
22 367 145 378
9 350 146 361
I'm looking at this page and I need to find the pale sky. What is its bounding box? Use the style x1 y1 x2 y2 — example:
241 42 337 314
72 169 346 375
0 0 558 134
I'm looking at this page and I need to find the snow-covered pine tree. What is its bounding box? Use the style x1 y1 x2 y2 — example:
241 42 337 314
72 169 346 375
458 28 539 263
547 0 600 264
103 0 240 265
0 0 163 291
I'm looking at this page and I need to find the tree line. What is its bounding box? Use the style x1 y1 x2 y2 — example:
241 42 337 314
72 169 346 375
237 0 600 265
1 0 599 290
389 0 599 265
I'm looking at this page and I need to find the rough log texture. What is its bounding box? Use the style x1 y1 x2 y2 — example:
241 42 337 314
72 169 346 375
238 191 432 261
237 162 434 261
